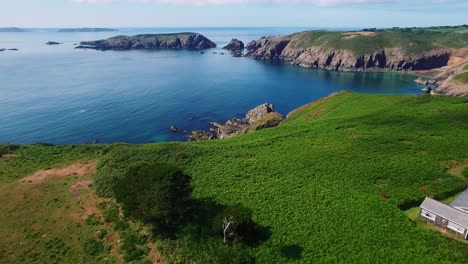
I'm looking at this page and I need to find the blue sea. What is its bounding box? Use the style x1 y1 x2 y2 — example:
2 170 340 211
0 27 423 144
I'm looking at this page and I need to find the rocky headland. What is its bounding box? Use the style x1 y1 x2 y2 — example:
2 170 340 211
76 33 216 51
188 103 284 141
245 33 452 72
244 27 468 96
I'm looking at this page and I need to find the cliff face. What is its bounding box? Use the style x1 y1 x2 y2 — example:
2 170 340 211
245 35 452 72
77 33 216 50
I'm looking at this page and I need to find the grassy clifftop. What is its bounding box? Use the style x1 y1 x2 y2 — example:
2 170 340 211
290 26 468 56
1 92 468 263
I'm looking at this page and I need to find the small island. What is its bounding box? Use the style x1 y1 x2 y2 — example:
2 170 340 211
0 27 25 32
58 28 117 33
75 33 217 51
45 41 62 45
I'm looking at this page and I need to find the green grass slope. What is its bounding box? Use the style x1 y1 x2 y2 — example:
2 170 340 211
96 92 468 263
291 26 468 56
1 92 468 263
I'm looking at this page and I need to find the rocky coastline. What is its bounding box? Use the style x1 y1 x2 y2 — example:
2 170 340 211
182 103 284 141
76 33 216 51
244 35 452 72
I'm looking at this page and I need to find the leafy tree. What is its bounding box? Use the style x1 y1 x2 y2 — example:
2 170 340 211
113 162 193 234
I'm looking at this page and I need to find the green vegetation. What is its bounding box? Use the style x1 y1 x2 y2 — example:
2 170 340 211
291 26 468 56
111 162 193 234
1 92 468 262
94 92 467 262
454 71 468 84
463 167 468 179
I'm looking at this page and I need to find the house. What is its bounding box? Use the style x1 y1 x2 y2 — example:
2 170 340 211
419 192 468 240
450 189 468 213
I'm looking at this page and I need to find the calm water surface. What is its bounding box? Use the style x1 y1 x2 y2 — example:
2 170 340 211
0 28 422 144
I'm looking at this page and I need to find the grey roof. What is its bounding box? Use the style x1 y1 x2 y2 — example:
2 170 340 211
420 197 468 228
450 189 468 210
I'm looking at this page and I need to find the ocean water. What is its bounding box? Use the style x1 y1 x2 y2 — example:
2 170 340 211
0 28 423 144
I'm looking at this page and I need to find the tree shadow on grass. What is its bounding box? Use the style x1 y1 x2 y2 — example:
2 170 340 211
280 244 304 260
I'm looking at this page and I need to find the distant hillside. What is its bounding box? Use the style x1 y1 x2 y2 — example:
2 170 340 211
0 27 25 32
58 28 117 32
246 25 468 72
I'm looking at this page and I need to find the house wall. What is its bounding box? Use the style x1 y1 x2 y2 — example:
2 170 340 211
419 209 468 239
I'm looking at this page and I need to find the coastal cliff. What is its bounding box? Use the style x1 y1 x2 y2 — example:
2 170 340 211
76 33 216 50
246 27 468 72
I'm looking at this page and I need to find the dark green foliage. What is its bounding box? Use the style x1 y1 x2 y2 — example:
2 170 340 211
120 229 148 262
83 239 104 256
97 202 120 223
84 214 101 226
114 219 130 231
462 167 468 179
96 229 107 240
113 162 193 234
212 205 262 245
0 144 20 156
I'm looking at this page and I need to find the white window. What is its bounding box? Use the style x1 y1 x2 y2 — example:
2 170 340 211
447 221 466 234
421 209 436 221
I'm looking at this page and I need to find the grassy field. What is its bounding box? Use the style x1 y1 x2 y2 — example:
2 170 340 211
290 26 468 56
454 72 468 84
1 92 468 263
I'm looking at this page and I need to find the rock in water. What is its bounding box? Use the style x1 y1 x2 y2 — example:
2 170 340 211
245 103 275 124
223 39 245 52
75 33 216 51
170 125 180 133
187 103 284 141
414 77 428 85
46 41 62 45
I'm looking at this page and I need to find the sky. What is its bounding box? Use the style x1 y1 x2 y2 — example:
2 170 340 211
0 0 467 28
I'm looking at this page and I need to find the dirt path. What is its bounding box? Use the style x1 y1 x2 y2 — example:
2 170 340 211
19 161 97 184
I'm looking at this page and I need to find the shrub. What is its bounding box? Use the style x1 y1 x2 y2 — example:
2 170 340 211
462 167 468 179
121 229 148 262
83 239 104 256
97 202 120 223
0 144 20 156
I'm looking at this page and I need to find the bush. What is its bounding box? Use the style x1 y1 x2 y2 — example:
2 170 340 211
113 162 193 234
0 144 20 156
97 202 120 223
83 239 104 256
121 229 148 262
462 167 468 179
